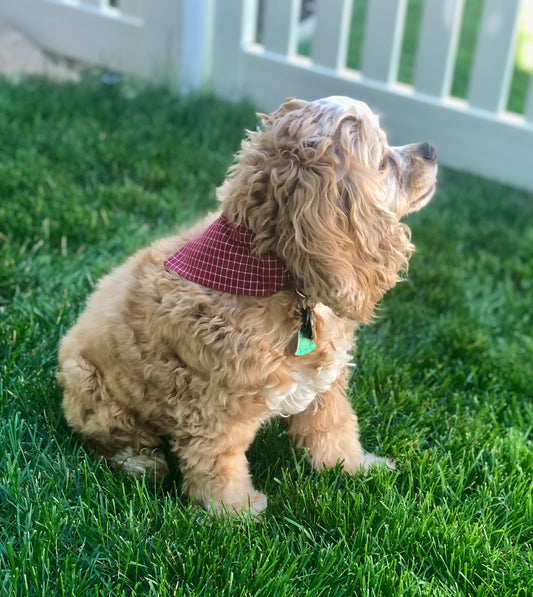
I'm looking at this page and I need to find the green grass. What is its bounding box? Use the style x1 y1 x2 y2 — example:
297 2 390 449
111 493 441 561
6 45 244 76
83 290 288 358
1 75 532 596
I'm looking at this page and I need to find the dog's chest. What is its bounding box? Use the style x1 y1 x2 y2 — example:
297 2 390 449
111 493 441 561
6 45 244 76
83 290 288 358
265 342 351 416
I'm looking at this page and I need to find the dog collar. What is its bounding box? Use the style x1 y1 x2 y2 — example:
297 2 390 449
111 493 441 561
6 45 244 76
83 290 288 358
164 215 292 296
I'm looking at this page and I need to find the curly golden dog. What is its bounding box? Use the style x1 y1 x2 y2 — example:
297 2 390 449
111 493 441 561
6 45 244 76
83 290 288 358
58 96 437 515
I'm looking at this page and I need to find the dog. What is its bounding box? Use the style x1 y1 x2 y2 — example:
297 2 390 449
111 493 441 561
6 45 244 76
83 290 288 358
58 96 437 515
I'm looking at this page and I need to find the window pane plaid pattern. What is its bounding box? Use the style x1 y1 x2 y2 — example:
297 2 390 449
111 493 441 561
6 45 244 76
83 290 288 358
164 215 292 296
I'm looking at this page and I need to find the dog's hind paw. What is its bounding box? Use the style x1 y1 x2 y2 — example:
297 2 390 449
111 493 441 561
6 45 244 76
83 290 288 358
109 447 170 479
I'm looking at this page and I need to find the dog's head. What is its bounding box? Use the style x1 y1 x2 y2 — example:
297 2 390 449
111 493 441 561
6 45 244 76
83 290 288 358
221 96 437 321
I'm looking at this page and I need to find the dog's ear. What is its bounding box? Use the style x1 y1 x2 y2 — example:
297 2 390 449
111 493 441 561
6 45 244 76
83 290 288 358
270 121 413 322
260 98 308 125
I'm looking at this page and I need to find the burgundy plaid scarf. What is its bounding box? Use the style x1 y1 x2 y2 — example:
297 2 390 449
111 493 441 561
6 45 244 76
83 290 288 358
164 215 292 296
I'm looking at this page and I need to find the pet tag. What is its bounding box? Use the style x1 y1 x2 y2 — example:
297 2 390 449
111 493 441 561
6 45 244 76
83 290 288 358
295 307 316 356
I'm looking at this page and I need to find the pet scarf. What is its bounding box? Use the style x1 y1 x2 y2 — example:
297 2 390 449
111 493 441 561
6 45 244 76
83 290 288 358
164 215 292 297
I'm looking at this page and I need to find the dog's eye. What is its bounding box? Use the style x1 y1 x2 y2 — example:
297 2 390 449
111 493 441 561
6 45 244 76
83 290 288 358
380 153 401 177
379 153 391 171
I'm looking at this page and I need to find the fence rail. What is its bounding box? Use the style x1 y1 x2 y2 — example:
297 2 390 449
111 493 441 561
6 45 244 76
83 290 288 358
1 0 532 192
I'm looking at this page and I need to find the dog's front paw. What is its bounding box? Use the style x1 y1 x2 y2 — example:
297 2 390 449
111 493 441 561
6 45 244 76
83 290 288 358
360 451 396 473
228 490 268 518
246 491 268 517
206 490 268 518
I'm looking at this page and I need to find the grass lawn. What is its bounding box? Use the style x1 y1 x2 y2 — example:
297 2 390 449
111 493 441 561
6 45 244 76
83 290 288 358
1 75 532 596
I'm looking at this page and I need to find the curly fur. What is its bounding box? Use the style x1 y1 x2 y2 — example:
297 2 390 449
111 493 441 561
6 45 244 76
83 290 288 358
58 96 437 515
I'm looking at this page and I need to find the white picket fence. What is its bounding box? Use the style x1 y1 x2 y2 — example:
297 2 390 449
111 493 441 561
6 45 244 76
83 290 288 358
1 0 533 192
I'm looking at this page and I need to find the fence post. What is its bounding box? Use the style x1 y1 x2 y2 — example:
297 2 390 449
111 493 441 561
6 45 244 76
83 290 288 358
211 0 259 100
178 0 215 92
142 0 214 93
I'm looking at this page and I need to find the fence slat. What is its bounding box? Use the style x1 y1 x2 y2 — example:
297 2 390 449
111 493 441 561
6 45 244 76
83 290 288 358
262 0 301 57
174 0 215 92
413 0 465 97
361 0 407 83
467 0 522 112
311 0 353 70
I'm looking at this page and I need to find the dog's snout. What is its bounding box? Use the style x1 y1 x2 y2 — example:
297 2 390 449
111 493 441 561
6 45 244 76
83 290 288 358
418 142 437 162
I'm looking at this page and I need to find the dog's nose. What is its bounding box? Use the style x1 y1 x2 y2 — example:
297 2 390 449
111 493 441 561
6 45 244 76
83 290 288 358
418 142 437 162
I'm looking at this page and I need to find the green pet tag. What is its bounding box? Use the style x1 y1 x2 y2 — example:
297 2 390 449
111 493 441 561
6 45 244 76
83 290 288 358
295 331 316 356
295 307 316 356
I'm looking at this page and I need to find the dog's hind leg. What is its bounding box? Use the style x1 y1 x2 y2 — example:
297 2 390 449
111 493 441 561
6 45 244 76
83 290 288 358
171 406 268 515
58 353 169 479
